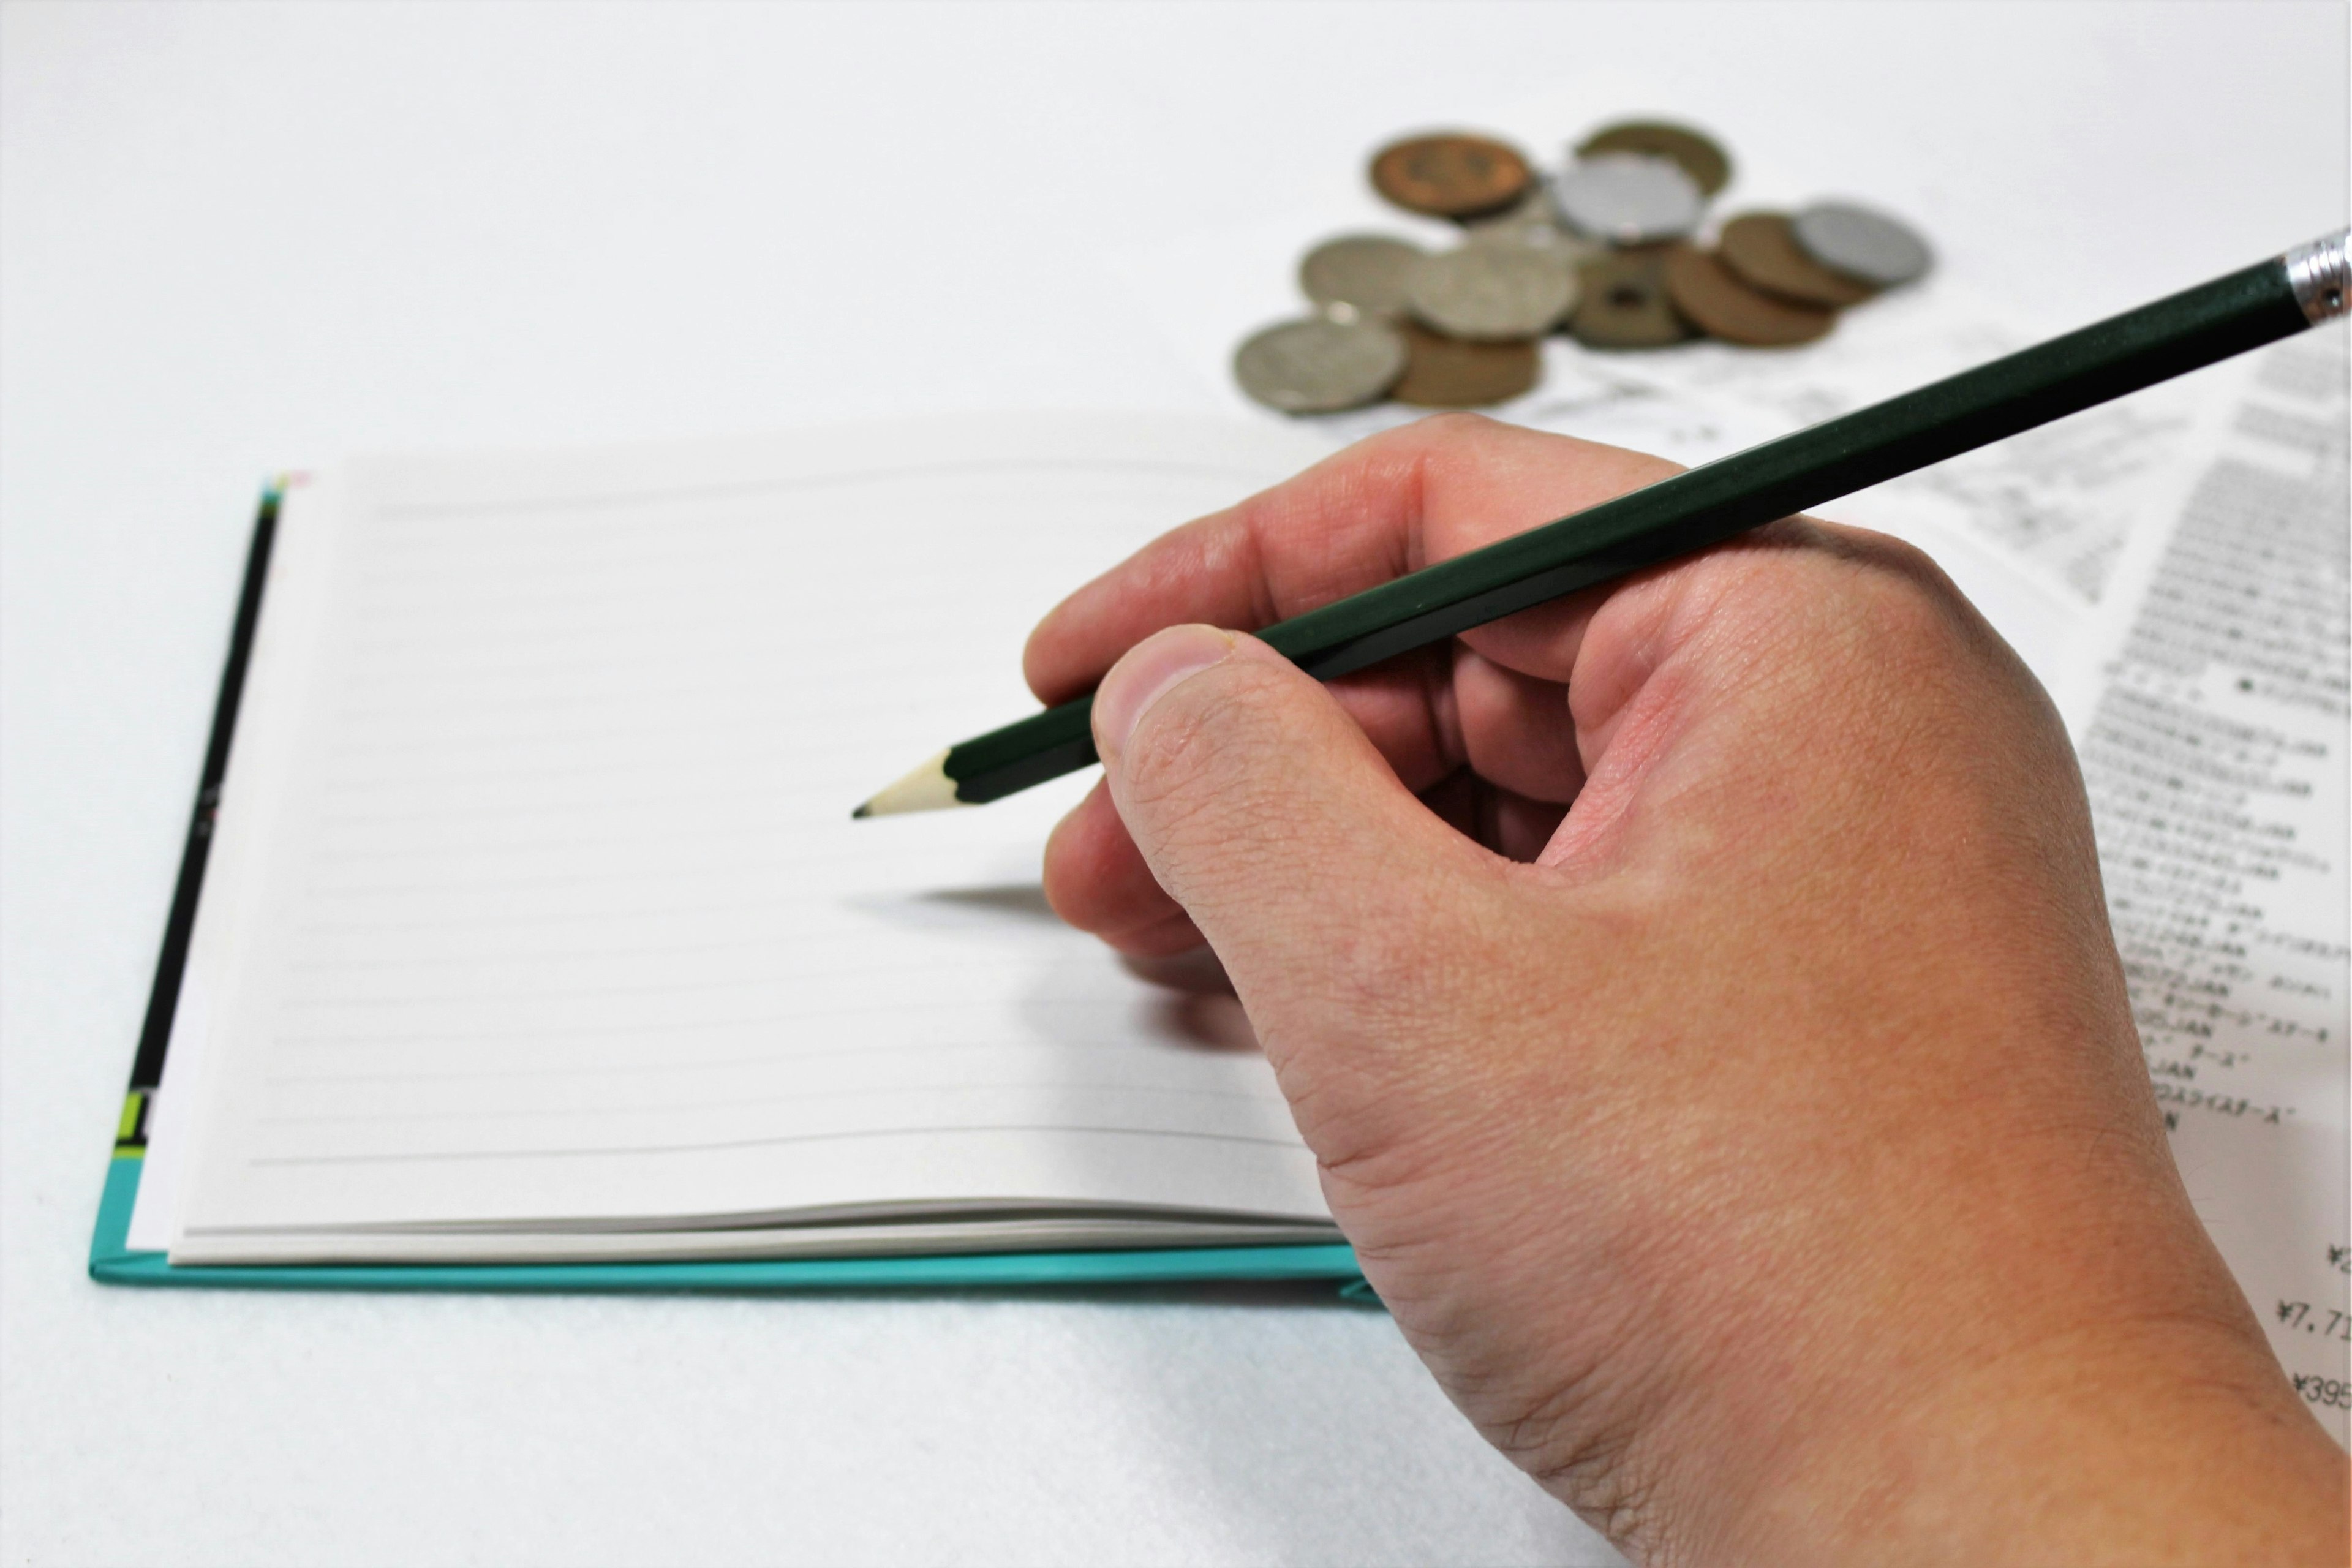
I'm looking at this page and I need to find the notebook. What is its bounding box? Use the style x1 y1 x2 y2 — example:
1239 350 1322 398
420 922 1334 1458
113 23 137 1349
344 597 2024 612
92 413 1371 1291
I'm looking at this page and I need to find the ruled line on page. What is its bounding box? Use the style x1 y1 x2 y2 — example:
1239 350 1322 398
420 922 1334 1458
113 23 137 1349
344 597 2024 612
311 749 810 793
358 455 1281 527
260 1081 1289 1126
271 992 1139 1033
264 1036 1234 1084
287 936 794 970
266 998 1160 1050
249 1124 1319 1166
287 895 807 932
301 859 826 897
307 821 802 864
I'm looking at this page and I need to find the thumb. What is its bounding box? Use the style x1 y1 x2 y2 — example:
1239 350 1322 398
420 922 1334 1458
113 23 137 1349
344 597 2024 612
1091 624 1474 1016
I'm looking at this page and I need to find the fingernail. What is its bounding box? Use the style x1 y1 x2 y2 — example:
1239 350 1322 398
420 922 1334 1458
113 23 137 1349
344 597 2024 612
1093 624 1236 762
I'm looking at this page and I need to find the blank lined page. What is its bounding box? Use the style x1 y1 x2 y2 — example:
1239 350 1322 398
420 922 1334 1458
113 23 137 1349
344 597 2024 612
172 415 1340 1257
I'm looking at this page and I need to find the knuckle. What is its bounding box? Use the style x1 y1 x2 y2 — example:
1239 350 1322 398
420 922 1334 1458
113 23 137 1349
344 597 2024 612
1852 529 1944 584
1409 409 1503 447
1845 562 1966 660
1691 530 1976 674
1355 410 1498 459
1344 412 1505 510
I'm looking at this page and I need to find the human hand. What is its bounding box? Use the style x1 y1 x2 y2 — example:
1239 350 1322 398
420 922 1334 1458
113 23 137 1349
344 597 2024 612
1025 416 2346 1566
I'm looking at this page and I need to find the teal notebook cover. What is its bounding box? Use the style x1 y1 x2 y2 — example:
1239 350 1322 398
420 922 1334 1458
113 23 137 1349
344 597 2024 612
89 1146 1362 1292
91 489 1365 1297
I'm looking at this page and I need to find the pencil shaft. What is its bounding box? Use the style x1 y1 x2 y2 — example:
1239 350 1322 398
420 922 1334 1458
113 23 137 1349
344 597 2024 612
944 251 2316 805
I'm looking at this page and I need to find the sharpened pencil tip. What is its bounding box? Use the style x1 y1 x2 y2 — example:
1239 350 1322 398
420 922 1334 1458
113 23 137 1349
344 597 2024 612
850 803 870 820
851 748 968 818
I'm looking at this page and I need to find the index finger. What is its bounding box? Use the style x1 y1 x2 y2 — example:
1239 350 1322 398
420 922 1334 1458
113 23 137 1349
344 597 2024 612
1022 414 1682 704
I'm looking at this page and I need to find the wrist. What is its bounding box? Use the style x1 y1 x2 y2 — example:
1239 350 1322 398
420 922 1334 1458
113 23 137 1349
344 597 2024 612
1632 1232 2348 1568
1716 1311 2346 1568
1500 1100 2346 1566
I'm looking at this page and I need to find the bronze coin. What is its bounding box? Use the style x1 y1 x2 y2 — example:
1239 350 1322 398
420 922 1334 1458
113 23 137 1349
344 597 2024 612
1567 247 1695 349
1390 320 1540 407
1716 212 1876 307
1369 134 1531 220
1575 121 1732 196
1663 245 1836 347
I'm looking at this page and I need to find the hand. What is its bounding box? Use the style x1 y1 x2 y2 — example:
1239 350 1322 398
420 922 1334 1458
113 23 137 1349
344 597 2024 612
1025 415 2348 1566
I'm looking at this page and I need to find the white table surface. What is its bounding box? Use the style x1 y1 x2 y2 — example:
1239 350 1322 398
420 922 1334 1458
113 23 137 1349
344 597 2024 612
2 4 2344 1564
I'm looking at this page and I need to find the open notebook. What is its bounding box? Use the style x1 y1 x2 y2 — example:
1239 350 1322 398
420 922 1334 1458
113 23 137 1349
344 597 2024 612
96 413 1368 1286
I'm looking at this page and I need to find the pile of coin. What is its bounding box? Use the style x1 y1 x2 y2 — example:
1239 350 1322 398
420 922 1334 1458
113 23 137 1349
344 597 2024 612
1232 122 1934 415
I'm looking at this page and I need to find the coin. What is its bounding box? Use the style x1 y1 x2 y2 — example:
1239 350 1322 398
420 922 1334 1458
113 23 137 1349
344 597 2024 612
1369 133 1531 220
1463 184 1599 263
1232 317 1408 413
1567 247 1695 349
1551 153 1705 245
1663 245 1836 346
1299 235 1425 320
1717 212 1877 307
1575 120 1731 196
1390 320 1541 407
1791 201 1933 287
1406 245 1580 341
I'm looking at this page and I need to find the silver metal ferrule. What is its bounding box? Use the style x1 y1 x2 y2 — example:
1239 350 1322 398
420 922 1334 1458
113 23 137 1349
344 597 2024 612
2282 230 2349 325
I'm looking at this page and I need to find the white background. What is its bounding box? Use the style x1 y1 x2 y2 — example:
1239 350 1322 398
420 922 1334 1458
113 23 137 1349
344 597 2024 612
2 4 2345 1564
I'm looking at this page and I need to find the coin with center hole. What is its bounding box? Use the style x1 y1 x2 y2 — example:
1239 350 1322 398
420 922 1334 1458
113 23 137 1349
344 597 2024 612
1299 235 1426 319
1575 120 1732 196
1791 202 1934 287
1664 246 1837 346
1390 320 1541 407
1406 246 1580 341
1567 247 1695 348
1232 317 1408 413
1551 153 1705 245
1717 213 1877 307
1369 133 1531 219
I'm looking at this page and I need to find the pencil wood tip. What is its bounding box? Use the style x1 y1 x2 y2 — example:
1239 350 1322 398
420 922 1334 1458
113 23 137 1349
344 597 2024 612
853 749 968 818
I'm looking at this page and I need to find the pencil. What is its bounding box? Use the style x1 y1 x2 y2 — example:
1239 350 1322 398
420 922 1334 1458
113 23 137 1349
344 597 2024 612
857 229 2348 817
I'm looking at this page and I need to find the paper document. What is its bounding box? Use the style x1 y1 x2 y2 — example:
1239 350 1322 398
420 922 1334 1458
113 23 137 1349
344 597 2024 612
2064 330 2350 1438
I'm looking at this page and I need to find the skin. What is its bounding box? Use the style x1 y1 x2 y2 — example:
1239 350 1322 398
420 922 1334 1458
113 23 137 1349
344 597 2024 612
1022 416 2348 1566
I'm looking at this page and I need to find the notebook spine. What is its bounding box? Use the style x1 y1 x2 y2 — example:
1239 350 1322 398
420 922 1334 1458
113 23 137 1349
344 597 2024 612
123 483 286 1113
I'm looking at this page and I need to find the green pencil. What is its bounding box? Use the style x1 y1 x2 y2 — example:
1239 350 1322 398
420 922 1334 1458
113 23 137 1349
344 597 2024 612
857 229 2348 817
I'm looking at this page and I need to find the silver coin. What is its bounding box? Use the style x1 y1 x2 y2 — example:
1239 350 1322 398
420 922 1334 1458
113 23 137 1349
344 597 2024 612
1463 184 1599 265
1791 201 1932 287
1232 317 1408 413
1404 245 1580 341
1298 234 1425 319
1550 153 1705 245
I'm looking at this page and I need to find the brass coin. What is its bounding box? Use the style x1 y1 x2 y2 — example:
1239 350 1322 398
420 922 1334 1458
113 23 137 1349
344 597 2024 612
1664 246 1836 347
1369 133 1531 220
1716 212 1875 307
1567 247 1695 349
1390 320 1540 408
1576 120 1732 197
